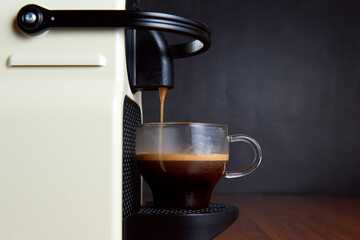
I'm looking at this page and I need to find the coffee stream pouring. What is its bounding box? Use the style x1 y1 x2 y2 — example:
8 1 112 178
159 87 168 123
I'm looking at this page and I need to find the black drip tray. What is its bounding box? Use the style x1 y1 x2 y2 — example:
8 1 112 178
124 202 239 240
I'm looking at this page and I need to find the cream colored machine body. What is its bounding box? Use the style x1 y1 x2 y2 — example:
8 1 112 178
0 0 141 239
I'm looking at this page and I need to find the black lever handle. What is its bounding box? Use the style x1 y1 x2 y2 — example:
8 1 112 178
17 4 211 58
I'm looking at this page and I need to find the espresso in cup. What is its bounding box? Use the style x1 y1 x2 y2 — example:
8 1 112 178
136 123 262 209
136 153 228 209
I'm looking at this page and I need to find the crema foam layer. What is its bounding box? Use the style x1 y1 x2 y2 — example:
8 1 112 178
136 153 229 161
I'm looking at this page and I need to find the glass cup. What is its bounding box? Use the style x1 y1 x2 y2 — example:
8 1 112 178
135 122 262 209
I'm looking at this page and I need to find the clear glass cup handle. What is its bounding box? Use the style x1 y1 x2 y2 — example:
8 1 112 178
225 134 263 178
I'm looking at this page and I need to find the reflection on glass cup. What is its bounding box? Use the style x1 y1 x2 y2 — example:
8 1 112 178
136 122 262 209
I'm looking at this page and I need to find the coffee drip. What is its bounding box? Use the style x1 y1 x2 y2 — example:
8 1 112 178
159 87 167 123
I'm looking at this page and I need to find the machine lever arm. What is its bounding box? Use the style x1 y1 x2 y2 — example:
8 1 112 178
17 4 211 58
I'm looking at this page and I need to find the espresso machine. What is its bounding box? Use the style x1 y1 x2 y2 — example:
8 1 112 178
0 0 238 239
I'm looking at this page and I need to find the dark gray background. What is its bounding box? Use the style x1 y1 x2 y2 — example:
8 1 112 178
139 0 360 195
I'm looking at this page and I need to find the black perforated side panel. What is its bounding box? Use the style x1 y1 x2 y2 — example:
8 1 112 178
122 96 142 220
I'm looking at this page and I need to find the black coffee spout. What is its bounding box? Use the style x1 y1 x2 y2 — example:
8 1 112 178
126 29 174 92
125 0 210 92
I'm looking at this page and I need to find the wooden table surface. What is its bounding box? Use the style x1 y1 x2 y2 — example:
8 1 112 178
143 194 360 239
211 194 360 240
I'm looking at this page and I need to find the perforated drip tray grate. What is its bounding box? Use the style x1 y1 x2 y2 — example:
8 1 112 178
124 202 239 240
137 202 230 215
